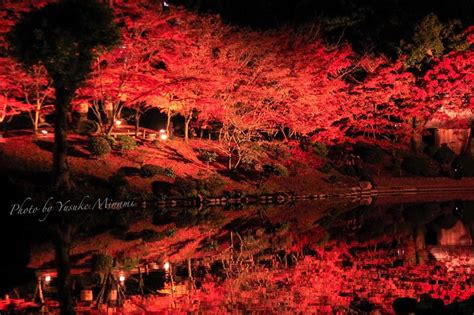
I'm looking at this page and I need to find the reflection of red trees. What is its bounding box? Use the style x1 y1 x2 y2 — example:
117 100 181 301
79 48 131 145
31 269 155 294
191 239 473 313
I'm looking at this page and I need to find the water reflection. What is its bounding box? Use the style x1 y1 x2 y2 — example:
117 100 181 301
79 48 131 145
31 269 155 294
5 199 473 314
137 200 473 313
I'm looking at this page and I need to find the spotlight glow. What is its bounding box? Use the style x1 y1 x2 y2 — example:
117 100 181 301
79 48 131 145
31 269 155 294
115 120 122 125
164 262 170 271
119 275 126 282
41 130 48 135
45 275 51 283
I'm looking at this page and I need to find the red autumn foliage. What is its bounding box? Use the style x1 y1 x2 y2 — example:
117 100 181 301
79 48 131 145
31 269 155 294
1 1 473 150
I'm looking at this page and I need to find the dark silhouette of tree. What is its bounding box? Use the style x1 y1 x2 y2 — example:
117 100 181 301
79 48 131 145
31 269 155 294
7 1 119 314
400 13 469 68
7 0 119 191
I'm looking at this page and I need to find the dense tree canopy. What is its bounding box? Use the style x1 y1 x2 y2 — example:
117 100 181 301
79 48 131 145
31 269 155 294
1 0 473 158
7 0 120 190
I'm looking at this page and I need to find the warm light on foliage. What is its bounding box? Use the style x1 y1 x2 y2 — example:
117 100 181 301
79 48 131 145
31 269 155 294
0 1 473 150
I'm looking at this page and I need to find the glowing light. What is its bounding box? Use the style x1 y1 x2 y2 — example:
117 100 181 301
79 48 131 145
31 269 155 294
115 120 122 126
163 1 169 7
159 129 168 140
45 275 51 283
164 262 170 271
41 130 48 135
119 275 125 282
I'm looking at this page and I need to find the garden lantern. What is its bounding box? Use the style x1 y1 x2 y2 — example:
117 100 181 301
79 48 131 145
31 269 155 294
119 274 126 283
159 129 168 141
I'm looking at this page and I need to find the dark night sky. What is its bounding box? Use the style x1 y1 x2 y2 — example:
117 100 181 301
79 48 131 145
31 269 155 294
170 0 474 55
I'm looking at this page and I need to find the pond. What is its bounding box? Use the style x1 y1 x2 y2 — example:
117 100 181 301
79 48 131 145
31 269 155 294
120 198 474 314
2 197 473 314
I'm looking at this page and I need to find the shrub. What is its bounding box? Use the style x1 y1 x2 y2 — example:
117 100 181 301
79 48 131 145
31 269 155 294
140 164 175 178
318 163 332 174
108 175 131 198
116 166 140 177
104 135 116 146
263 163 288 177
173 177 198 198
339 165 358 177
424 145 438 157
354 143 384 163
328 144 347 161
151 140 161 148
263 142 290 159
197 149 218 164
116 135 137 151
172 175 226 197
357 167 374 182
197 174 226 195
275 164 289 176
88 136 112 156
311 142 328 157
140 229 159 242
141 228 176 243
113 212 133 232
163 167 176 178
434 145 456 164
77 119 99 135
401 155 436 176
151 181 173 197
239 156 258 172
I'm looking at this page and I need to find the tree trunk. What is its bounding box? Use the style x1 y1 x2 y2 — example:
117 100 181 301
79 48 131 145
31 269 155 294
34 101 41 133
414 226 427 265
464 121 474 156
228 154 232 170
410 117 423 154
280 127 288 142
105 102 125 137
54 87 72 191
135 111 141 137
166 108 172 137
0 105 5 139
184 114 191 143
54 225 75 315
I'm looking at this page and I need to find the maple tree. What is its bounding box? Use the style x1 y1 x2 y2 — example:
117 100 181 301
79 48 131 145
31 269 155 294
2 0 473 158
0 58 28 132
0 59 54 132
77 3 219 140
342 57 419 149
0 1 53 133
423 52 474 115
